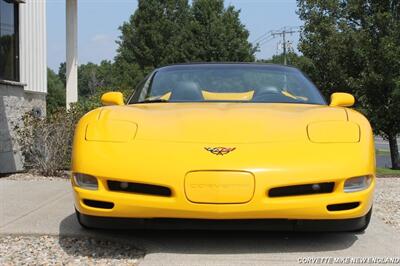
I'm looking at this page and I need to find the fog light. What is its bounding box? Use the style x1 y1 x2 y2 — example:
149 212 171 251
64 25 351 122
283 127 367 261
120 182 129 189
344 176 372 193
73 173 98 190
311 184 321 191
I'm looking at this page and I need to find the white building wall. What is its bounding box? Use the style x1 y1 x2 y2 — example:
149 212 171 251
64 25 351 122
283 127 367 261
19 0 47 94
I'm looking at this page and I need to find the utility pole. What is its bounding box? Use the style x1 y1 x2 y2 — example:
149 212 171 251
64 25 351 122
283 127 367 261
252 26 302 64
271 28 300 65
283 31 287 65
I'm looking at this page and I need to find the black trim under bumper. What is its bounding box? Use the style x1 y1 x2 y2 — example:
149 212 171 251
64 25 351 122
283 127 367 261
76 209 372 232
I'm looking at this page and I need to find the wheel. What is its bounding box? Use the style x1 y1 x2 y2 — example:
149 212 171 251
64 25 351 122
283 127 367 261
75 208 92 229
352 207 372 233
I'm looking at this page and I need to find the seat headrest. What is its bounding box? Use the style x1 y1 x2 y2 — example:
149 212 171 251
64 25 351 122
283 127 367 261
170 82 203 101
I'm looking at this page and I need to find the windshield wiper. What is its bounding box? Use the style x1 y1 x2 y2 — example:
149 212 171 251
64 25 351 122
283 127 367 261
137 99 169 104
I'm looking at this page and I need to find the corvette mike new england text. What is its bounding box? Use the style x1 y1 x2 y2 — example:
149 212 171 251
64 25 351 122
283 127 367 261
298 257 400 264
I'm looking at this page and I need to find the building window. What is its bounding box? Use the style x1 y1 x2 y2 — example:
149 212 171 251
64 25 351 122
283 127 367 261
0 0 19 81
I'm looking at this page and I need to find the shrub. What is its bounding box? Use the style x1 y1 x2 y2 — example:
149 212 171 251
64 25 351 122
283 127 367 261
15 104 90 176
16 88 113 176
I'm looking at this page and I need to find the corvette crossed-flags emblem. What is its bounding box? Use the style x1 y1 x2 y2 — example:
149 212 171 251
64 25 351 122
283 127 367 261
204 147 236 156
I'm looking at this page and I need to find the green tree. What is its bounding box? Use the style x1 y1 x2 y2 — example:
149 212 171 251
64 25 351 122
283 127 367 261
190 0 255 62
78 60 115 98
260 52 316 76
56 61 117 99
116 0 193 70
112 60 144 95
78 62 99 97
48 0 256 108
298 0 400 169
46 68 65 114
96 60 116 89
58 62 66 87
114 0 256 90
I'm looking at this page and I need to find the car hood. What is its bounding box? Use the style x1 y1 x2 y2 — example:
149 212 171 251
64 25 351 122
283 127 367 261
99 103 347 144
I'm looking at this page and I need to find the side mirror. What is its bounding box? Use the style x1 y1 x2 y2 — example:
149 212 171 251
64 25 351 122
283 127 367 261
329 93 355 107
101 92 124 106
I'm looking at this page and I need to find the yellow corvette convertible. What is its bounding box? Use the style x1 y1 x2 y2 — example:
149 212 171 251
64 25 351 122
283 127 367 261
71 63 375 232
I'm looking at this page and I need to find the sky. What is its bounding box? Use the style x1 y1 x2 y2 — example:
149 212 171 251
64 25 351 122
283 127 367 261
47 0 302 71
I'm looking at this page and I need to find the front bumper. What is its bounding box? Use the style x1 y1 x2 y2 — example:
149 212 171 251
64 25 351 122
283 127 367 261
72 174 374 220
72 138 375 221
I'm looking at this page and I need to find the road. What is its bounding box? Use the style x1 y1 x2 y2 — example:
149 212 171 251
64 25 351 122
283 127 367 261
375 136 400 151
375 136 399 168
1 179 399 265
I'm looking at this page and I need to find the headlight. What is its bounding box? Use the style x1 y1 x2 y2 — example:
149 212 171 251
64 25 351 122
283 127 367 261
73 173 98 190
344 176 372 192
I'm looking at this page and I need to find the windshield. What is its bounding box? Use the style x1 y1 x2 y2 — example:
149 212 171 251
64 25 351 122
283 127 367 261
131 64 326 105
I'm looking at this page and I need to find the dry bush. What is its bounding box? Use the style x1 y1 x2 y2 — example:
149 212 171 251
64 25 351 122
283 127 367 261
15 107 83 176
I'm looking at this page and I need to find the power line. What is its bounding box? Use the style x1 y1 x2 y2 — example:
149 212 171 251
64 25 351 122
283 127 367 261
252 30 275 44
272 29 299 65
255 26 302 65
252 32 269 44
253 26 303 64
258 35 277 46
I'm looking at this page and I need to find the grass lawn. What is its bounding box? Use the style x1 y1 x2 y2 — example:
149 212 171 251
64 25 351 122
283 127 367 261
376 149 391 155
377 167 400 176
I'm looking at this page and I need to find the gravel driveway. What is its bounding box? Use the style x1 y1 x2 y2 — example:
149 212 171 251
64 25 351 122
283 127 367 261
0 175 399 265
0 236 143 265
374 178 400 231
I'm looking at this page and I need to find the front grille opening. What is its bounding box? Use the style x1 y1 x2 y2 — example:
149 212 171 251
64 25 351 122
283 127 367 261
268 182 335 197
83 199 114 209
327 202 360 211
107 181 172 197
